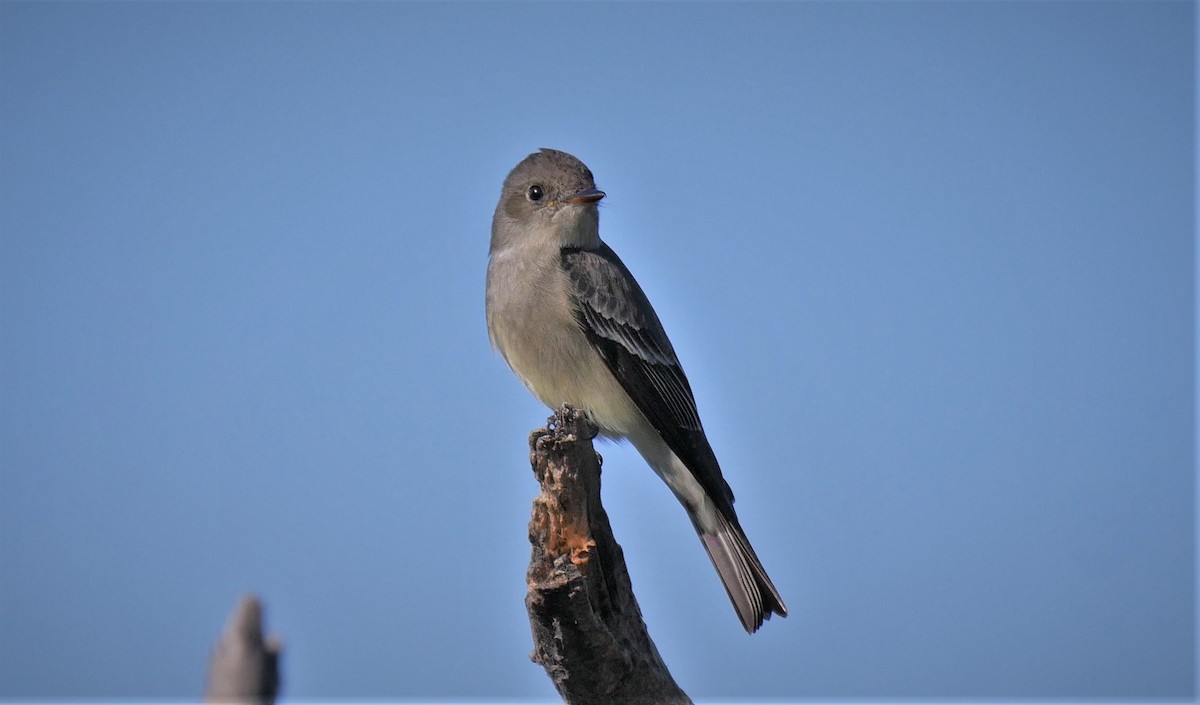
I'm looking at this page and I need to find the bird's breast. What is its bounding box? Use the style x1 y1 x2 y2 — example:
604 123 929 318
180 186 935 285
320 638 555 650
486 248 640 437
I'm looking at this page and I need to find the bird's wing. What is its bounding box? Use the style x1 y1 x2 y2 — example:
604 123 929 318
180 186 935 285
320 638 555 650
560 244 736 516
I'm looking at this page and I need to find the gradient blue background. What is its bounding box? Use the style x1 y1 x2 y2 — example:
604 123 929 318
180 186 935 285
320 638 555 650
1 1 1194 701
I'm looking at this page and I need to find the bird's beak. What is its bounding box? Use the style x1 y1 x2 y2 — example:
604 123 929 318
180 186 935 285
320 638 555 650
568 187 606 205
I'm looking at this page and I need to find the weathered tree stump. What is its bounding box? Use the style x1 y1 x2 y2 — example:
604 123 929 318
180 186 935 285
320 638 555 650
205 594 281 705
526 405 692 705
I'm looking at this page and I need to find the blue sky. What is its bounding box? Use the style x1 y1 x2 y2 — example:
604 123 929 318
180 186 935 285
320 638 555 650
0 1 1194 701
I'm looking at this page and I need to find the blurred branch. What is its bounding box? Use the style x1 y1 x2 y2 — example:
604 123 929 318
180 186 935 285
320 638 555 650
205 594 281 705
526 405 692 705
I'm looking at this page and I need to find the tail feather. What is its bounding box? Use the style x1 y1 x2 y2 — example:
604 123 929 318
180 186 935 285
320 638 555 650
698 513 788 633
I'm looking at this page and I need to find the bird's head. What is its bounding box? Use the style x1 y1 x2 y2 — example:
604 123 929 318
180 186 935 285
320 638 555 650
491 148 606 253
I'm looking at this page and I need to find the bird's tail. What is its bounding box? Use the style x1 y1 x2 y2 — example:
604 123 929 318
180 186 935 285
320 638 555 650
696 511 788 633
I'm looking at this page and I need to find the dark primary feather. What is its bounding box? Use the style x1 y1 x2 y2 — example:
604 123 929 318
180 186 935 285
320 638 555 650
560 242 788 632
560 244 738 521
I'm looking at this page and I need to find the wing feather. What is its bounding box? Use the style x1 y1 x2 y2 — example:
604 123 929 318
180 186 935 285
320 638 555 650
560 244 736 517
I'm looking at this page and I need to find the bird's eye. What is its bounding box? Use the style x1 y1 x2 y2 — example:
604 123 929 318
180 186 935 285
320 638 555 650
527 184 544 201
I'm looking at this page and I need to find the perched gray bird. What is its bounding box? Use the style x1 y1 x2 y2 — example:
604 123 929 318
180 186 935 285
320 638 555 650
486 148 787 633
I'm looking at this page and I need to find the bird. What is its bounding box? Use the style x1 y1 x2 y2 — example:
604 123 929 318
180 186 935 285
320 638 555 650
485 148 787 633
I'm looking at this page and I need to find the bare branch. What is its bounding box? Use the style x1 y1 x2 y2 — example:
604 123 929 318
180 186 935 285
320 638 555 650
526 405 692 705
205 594 281 705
